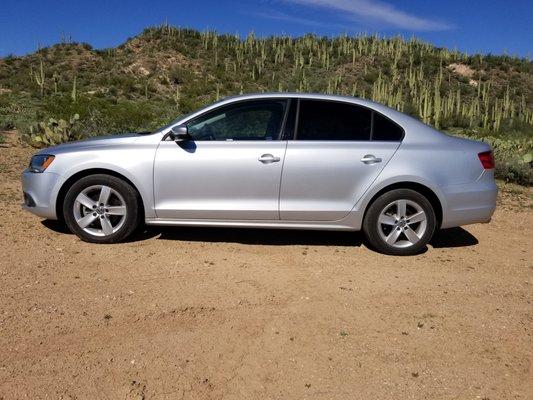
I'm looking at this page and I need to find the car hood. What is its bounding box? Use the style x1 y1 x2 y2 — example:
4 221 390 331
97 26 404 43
36 132 150 155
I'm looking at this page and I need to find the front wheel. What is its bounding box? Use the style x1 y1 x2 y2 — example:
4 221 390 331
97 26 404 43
363 189 436 255
63 174 141 243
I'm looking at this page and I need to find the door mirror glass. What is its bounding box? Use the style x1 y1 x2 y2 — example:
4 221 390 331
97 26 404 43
170 125 190 142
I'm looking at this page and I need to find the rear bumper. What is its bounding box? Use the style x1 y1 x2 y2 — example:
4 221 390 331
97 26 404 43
440 172 497 229
21 170 61 219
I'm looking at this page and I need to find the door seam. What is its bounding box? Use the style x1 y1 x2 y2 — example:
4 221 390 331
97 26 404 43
276 140 289 220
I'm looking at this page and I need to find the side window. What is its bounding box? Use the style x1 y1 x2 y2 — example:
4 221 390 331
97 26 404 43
186 100 287 141
297 100 372 141
372 112 404 141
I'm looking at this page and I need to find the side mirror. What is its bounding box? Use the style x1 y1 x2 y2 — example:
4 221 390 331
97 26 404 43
170 125 190 142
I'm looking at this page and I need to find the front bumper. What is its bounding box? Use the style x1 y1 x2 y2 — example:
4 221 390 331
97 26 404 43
21 170 61 219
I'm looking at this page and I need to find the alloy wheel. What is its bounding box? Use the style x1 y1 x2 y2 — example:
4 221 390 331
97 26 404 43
377 199 427 248
72 185 127 237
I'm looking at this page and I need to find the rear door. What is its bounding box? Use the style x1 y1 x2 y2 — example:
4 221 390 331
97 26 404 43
279 99 402 221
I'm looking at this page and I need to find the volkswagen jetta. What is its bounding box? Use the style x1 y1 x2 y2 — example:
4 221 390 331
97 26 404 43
22 93 497 255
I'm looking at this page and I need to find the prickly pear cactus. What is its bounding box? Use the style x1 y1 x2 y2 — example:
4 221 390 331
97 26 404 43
30 114 79 147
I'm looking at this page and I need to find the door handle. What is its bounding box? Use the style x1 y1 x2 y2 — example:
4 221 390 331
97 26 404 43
360 154 382 164
258 154 281 163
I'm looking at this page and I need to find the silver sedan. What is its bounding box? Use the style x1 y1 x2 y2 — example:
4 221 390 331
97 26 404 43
22 93 497 255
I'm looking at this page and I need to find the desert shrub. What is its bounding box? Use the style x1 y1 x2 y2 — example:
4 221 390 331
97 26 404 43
0 120 15 130
16 93 181 142
495 160 532 186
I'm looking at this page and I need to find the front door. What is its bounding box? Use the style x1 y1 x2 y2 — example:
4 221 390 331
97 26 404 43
154 99 288 220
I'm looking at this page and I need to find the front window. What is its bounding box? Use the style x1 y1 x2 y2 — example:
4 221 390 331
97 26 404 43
186 100 287 141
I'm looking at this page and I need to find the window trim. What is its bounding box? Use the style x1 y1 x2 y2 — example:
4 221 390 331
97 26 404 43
293 98 405 142
278 98 292 141
369 111 375 141
183 98 290 142
293 98 301 140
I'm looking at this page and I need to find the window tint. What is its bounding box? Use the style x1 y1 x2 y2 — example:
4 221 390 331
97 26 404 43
186 100 287 141
372 112 404 141
297 100 371 141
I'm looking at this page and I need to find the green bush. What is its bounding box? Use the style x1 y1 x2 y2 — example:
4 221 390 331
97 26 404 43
495 160 532 186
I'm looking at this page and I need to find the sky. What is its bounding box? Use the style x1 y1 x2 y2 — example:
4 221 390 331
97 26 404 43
0 0 531 58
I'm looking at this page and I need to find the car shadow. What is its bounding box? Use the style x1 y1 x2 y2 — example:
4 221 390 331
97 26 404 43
139 225 479 250
42 220 362 246
429 227 479 248
151 226 363 246
41 220 478 250
41 219 71 234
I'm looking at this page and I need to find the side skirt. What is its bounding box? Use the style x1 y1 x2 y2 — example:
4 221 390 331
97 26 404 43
145 218 358 231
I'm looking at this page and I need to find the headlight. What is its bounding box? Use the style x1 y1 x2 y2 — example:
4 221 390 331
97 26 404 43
28 155 55 173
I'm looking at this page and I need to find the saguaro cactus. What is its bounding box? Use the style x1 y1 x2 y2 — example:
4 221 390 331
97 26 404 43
34 58 45 97
71 75 77 102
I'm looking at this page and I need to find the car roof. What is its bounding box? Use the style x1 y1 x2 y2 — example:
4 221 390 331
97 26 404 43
215 92 414 125
219 92 383 110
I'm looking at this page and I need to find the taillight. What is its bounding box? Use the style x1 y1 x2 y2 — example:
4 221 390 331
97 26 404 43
478 151 495 169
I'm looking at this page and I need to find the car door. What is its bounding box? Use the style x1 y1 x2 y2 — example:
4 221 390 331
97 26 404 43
280 99 402 221
154 99 288 220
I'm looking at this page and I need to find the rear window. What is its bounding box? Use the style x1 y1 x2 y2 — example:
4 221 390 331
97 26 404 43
372 112 404 141
297 100 372 141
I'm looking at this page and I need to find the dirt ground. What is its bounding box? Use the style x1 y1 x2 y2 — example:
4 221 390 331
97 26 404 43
0 131 532 400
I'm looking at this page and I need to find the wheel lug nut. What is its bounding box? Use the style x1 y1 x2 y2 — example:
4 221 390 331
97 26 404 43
93 213 97 216
92 205 96 209
100 215 104 219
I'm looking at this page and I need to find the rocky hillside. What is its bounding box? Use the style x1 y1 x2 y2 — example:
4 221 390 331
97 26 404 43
0 24 531 183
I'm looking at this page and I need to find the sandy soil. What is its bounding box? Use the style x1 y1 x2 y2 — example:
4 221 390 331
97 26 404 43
0 131 532 399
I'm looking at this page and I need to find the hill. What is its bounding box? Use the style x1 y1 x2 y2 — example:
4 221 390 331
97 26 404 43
0 24 531 183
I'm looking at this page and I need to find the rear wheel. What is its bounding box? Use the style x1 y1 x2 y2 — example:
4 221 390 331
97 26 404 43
363 189 436 255
63 174 141 243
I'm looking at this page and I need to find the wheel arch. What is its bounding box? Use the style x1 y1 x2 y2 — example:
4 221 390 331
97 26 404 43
55 168 145 222
362 181 443 229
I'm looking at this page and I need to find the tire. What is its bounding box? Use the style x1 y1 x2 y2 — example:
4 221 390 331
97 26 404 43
363 189 436 256
63 174 141 243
